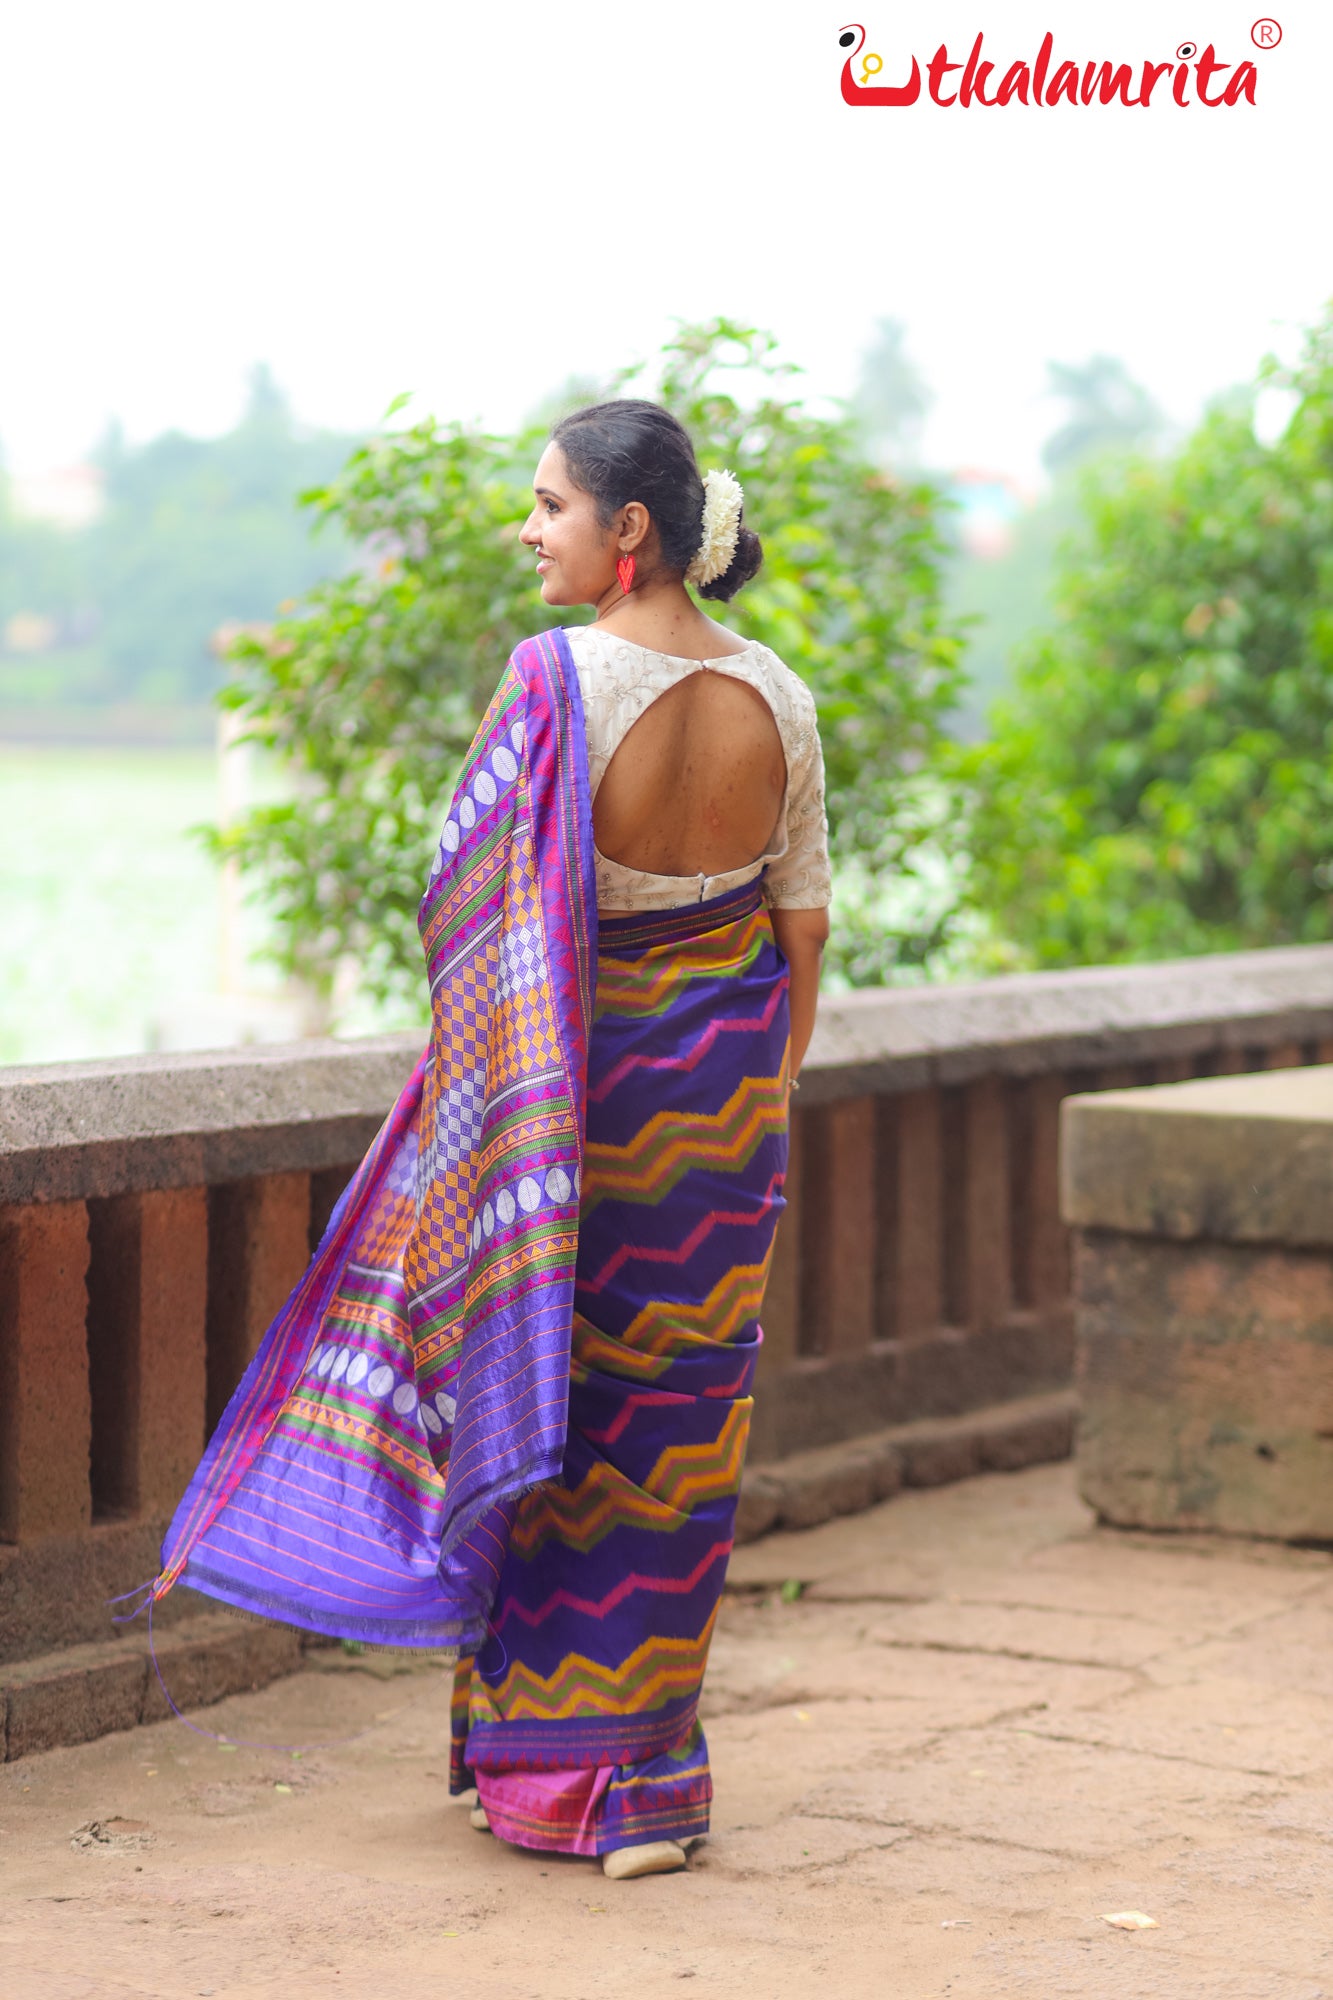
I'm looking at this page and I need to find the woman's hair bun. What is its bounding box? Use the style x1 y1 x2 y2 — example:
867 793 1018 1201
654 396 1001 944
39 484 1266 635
696 523 763 602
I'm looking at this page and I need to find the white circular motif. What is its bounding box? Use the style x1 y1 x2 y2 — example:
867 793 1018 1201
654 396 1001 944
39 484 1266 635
459 797 476 830
345 1352 369 1388
517 1175 541 1214
510 721 524 754
472 1217 483 1252
544 1166 572 1204
573 1165 581 1197
329 1347 350 1382
428 848 444 880
421 1403 443 1435
435 1391 458 1425
496 1186 516 1227
482 1201 495 1238
367 1364 395 1397
442 820 460 853
316 1346 335 1376
493 746 518 783
474 771 497 808
392 1383 419 1416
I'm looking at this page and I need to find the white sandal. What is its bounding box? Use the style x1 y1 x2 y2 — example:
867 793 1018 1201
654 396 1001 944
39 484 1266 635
469 1801 491 1833
602 1840 687 1880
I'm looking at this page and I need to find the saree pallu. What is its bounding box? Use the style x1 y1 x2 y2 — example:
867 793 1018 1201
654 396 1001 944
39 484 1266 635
451 880 790 1854
153 629 597 1648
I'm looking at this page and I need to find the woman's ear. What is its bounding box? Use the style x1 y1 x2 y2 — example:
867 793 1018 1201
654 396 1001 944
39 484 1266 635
617 501 651 554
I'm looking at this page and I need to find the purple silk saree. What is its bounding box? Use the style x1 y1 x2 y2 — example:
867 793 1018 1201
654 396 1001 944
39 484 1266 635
156 624 791 1853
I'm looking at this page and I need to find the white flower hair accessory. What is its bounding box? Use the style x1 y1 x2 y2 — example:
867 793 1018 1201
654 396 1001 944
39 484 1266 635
685 469 744 587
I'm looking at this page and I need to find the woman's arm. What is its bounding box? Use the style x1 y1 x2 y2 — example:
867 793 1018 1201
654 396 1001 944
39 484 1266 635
771 905 830 1079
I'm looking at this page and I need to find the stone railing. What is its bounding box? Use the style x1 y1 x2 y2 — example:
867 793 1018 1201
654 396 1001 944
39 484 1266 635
3 941 1333 1675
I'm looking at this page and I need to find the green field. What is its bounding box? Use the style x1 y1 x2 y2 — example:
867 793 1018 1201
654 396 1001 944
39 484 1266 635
0 745 436 1068
1 747 228 1064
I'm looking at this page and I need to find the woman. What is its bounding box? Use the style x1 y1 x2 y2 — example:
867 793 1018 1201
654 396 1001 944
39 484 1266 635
153 400 831 1881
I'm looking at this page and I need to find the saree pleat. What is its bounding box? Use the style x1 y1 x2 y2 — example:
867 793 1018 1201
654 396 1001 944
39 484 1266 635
452 880 790 1853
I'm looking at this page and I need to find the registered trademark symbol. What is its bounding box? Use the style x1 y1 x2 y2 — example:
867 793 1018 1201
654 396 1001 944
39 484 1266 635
1251 16 1282 46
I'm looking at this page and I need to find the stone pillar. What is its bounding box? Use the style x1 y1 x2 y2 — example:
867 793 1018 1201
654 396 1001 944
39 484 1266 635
879 1088 944 1342
0 1201 92 1541
308 1162 358 1256
823 1099 877 1355
206 1172 311 1430
1009 1073 1067 1311
1063 1066 1333 1540
942 1077 1011 1332
86 1186 208 1519
799 1099 877 1357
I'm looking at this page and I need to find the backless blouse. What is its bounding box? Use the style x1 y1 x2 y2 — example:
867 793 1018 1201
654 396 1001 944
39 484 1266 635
565 625 832 914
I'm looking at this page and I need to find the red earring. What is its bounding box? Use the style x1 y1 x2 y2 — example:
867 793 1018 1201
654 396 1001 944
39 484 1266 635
616 554 636 595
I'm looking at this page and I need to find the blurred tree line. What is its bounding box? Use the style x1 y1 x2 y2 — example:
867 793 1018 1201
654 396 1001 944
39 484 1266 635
854 322 1167 742
0 366 352 711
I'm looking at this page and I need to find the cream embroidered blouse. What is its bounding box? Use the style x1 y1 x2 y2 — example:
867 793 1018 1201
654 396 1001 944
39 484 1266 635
565 625 832 913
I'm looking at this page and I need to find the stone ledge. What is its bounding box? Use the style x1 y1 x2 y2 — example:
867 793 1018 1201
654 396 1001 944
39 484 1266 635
1061 1065 1333 1247
0 1034 423 1203
1 1611 321 1762
734 1389 1077 1543
802 942 1333 1105
6 943 1333 1198
0 1519 224 1665
749 1313 1074 1465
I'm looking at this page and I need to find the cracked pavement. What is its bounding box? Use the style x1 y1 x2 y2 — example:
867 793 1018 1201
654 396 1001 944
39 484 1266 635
1 1464 1330 1999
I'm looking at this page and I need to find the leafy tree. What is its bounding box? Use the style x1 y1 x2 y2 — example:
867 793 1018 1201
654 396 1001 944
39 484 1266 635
853 317 933 465
1041 355 1162 478
943 355 1162 743
942 494 1064 742
219 320 968 1005
962 306 1333 966
0 481 77 629
87 368 354 702
0 369 357 712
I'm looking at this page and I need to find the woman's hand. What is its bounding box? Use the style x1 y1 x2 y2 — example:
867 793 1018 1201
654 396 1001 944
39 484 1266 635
771 906 830 1083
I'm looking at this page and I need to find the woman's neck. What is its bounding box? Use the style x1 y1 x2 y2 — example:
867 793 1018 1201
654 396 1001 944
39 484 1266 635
589 578 746 660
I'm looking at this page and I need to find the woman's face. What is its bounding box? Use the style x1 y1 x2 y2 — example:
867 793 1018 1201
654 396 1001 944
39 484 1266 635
519 444 619 607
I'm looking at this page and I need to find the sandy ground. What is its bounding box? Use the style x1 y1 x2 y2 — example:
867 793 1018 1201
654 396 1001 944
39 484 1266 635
2 1463 1331 2000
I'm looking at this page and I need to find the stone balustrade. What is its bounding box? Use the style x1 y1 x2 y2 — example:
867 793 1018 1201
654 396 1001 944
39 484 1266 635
4 941 1333 1678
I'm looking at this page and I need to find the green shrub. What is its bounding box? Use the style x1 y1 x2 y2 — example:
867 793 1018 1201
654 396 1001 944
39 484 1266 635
962 306 1333 966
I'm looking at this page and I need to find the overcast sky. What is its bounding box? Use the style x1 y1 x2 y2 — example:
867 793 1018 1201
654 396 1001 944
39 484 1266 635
1 0 1328 485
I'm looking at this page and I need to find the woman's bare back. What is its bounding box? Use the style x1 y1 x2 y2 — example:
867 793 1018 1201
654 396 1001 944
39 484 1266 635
592 669 787 879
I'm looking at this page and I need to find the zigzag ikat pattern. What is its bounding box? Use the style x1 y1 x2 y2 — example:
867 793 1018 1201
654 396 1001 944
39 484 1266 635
452 878 791 1855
